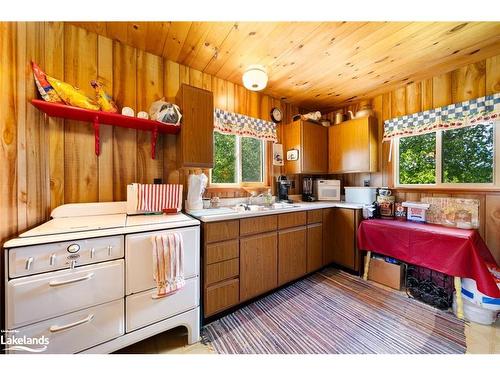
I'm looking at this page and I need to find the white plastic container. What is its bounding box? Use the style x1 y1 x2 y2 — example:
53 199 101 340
402 201 430 222
453 294 499 325
344 187 378 205
461 278 500 311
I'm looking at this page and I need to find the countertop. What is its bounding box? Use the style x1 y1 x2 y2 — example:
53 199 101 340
187 201 363 223
4 212 200 248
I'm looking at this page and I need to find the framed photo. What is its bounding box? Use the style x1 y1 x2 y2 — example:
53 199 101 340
287 149 299 161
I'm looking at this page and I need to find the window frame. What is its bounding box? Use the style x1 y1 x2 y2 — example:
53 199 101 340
210 132 268 188
394 121 500 189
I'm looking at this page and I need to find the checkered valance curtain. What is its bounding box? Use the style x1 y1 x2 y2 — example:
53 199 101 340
214 108 277 142
383 92 500 141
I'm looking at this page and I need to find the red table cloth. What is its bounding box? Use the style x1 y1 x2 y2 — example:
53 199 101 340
357 219 500 298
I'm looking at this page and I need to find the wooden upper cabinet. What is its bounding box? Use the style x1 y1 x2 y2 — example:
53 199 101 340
283 120 328 174
328 116 378 174
176 84 214 168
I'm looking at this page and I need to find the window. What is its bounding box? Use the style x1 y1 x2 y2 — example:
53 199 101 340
211 131 266 185
395 123 498 187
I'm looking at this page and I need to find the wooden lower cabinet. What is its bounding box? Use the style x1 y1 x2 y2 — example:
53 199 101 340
204 278 239 317
307 223 323 273
278 226 307 285
202 209 345 318
322 207 362 271
322 208 336 265
240 232 278 301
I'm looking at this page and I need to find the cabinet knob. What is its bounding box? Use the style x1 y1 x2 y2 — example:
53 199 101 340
90 248 95 259
70 260 77 269
49 253 56 266
107 245 113 256
25 257 34 271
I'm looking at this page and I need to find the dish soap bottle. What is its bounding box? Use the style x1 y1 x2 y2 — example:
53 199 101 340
264 189 273 206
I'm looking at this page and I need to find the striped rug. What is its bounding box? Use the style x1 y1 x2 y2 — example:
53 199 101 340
201 268 466 354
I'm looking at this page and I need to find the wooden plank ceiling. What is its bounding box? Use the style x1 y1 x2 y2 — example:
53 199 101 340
73 22 500 110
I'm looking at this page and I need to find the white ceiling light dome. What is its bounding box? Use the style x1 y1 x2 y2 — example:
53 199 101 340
242 65 268 91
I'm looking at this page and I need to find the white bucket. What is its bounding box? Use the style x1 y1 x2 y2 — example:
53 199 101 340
453 294 499 325
461 278 500 311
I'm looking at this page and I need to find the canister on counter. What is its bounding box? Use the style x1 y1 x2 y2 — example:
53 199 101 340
394 202 407 221
377 195 395 219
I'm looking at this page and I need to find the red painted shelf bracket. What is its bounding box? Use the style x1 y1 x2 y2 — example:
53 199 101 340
93 115 100 156
151 125 159 160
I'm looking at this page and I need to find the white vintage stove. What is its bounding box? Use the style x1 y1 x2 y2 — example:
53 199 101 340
2 202 201 354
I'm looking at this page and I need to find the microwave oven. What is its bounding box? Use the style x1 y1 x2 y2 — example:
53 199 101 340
314 179 341 201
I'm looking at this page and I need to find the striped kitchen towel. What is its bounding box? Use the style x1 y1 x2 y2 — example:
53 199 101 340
151 233 185 298
135 183 182 212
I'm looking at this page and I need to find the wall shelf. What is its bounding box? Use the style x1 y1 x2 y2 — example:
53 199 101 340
31 99 180 159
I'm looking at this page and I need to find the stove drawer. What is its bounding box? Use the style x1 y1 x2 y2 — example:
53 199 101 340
125 226 199 295
8 235 124 278
5 299 124 354
7 259 124 329
125 276 198 332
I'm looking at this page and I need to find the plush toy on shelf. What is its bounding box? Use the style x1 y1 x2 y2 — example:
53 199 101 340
90 80 118 113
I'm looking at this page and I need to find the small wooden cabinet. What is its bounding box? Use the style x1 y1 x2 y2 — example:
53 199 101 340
278 227 307 285
176 84 214 168
283 119 328 174
328 116 378 173
322 207 362 271
240 232 278 301
307 223 323 273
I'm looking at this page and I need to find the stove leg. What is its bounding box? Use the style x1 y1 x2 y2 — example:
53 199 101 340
454 276 464 319
363 251 371 281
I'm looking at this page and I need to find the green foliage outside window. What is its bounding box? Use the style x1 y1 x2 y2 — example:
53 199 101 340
241 137 263 182
212 132 264 184
212 132 236 184
442 124 493 183
399 133 436 184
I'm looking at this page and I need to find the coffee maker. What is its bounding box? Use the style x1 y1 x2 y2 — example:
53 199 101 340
276 175 292 203
302 177 316 202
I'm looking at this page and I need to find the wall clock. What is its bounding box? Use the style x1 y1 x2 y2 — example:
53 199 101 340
270 107 283 123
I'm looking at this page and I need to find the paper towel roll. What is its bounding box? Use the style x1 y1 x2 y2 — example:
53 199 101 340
186 173 208 210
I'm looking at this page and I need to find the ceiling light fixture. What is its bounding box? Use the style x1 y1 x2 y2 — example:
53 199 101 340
242 65 268 91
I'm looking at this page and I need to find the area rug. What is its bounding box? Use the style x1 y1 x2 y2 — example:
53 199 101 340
201 268 466 354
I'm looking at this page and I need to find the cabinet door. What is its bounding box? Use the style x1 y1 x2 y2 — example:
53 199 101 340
176 84 214 168
307 223 323 273
322 208 335 265
328 125 342 173
283 120 302 174
240 232 278 301
278 227 307 285
331 208 356 269
328 117 378 173
302 121 328 173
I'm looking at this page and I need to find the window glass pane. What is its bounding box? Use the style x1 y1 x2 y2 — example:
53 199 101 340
442 124 494 183
399 133 436 184
212 132 237 184
241 137 263 182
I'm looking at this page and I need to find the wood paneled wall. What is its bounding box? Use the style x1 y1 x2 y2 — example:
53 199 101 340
0 22 299 247
322 54 500 263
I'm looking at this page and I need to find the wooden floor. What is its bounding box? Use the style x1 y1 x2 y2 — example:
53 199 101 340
114 326 213 354
115 313 500 355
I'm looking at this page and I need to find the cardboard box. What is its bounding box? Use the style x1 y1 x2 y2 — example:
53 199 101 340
368 257 405 290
